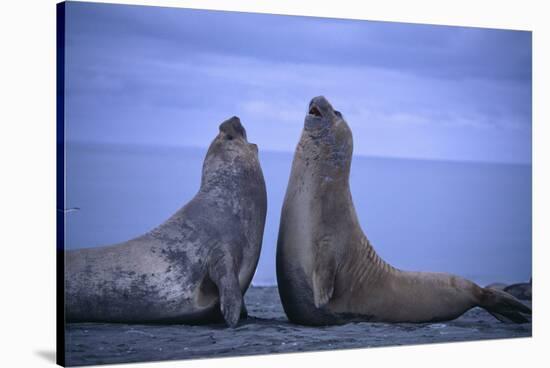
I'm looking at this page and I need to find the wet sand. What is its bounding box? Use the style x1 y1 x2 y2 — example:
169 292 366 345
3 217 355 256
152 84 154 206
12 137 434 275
65 286 531 366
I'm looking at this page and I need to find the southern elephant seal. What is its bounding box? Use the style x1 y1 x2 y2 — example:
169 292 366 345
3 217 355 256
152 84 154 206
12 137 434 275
276 96 531 325
66 116 267 327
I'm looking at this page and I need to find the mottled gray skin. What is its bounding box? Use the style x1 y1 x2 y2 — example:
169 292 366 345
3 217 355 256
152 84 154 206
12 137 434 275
276 96 531 326
66 117 267 327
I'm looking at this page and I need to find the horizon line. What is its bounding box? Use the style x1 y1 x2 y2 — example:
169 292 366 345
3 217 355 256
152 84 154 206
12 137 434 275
65 139 532 167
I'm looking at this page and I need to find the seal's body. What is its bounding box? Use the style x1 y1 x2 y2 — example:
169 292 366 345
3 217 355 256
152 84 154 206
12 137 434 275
66 117 267 327
276 96 531 325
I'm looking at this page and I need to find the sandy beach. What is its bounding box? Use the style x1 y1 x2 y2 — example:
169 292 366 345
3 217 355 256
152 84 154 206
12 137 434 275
65 286 531 366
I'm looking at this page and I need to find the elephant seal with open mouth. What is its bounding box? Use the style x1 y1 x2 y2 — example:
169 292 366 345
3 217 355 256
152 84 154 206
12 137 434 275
276 96 531 326
66 116 267 327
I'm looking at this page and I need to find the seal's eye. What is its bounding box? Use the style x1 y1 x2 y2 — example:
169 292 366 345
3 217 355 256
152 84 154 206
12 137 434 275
335 110 342 118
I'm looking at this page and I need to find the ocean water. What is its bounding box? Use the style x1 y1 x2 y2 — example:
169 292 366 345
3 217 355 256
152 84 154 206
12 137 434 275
65 142 532 287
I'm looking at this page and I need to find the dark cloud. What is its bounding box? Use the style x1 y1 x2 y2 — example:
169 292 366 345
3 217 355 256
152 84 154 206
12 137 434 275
64 2 532 163
66 2 531 81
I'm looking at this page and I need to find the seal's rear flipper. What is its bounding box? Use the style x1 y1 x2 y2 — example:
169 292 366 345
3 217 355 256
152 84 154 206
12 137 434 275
209 254 243 328
480 287 532 323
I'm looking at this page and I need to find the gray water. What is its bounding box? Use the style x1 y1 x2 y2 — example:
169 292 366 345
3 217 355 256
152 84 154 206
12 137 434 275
65 142 532 287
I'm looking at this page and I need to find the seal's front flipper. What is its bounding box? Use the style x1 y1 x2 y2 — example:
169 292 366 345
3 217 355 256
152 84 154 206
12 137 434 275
312 236 337 308
209 253 243 328
240 302 248 319
219 282 242 328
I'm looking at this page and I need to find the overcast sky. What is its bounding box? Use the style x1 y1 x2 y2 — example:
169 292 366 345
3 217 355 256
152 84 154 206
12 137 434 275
64 2 532 163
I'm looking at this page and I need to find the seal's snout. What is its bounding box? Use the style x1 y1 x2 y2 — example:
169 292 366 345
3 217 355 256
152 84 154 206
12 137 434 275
309 96 329 108
219 116 247 140
309 105 322 117
308 96 334 118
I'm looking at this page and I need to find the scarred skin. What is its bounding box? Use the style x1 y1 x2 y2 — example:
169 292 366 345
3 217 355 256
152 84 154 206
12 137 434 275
276 96 531 326
65 117 267 327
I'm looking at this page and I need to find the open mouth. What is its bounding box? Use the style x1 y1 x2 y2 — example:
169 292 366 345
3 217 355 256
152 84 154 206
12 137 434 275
309 105 322 117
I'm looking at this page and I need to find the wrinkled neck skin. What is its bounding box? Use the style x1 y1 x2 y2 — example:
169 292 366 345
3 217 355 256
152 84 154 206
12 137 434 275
295 115 355 227
199 134 263 202
199 138 265 252
294 116 397 284
300 118 352 187
201 150 256 198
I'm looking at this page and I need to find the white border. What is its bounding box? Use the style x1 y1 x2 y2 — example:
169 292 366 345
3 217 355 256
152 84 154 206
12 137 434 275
1 0 548 367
